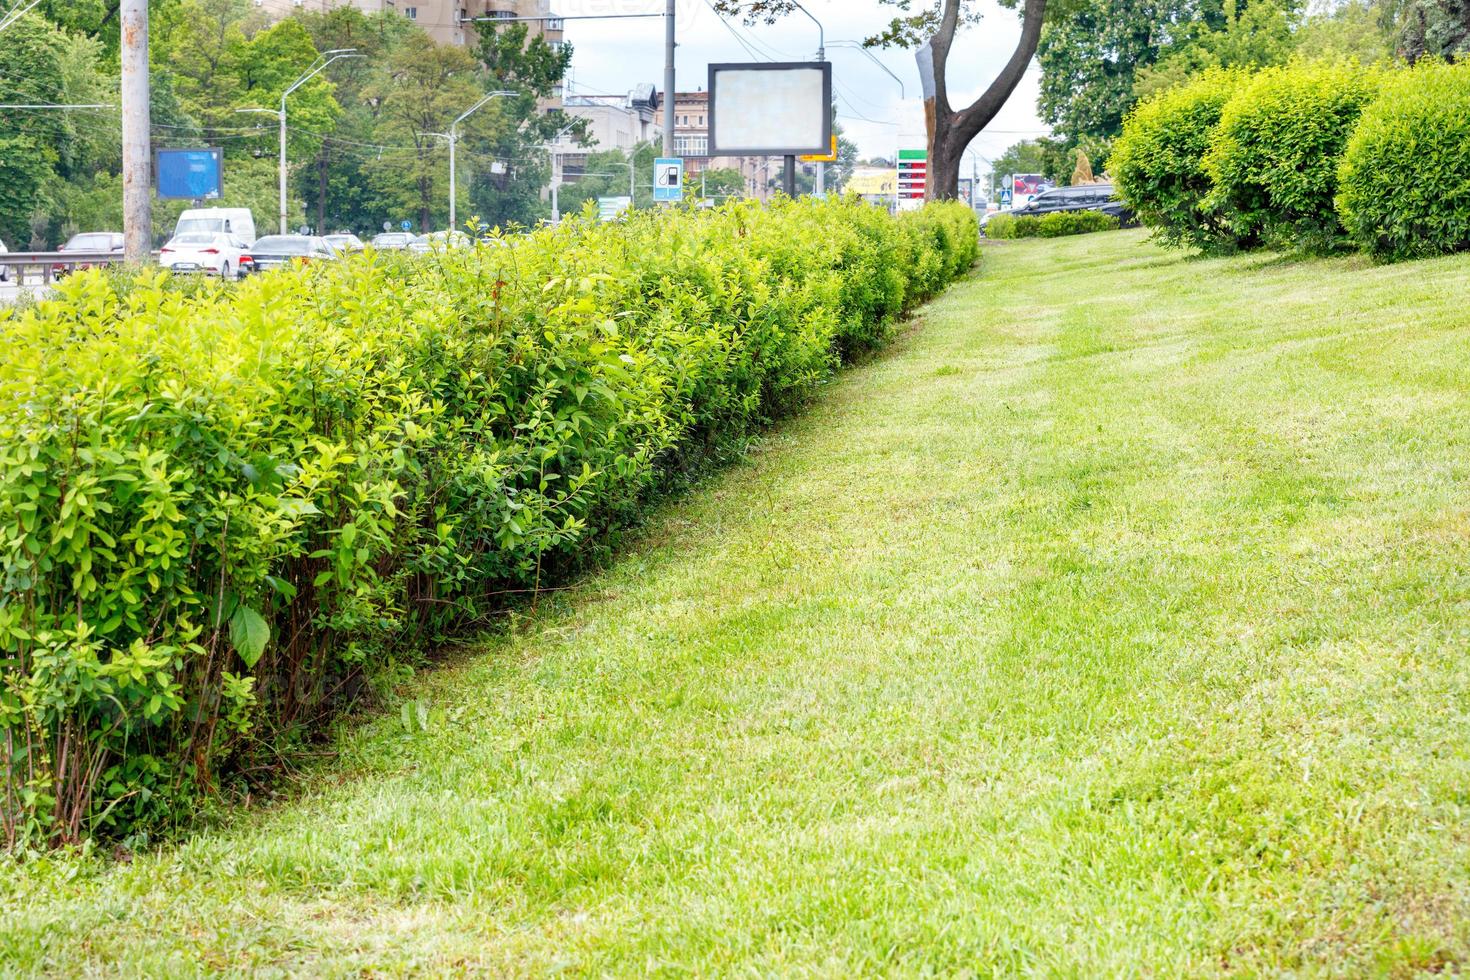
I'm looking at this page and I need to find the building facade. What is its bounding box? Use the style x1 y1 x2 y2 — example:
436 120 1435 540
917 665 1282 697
252 0 564 52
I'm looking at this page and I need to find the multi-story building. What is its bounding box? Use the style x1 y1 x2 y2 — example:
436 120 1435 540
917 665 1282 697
553 85 662 187
252 0 564 53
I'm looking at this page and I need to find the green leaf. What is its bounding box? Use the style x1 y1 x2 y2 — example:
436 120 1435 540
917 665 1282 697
229 606 270 669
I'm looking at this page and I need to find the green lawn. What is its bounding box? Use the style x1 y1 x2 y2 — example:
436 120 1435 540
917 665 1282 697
6 229 1470 975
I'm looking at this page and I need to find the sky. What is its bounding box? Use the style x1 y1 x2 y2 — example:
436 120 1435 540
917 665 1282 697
558 0 1051 171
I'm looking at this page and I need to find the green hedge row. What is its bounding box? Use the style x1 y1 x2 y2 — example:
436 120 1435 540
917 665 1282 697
1113 59 1470 261
985 210 1121 240
0 198 979 846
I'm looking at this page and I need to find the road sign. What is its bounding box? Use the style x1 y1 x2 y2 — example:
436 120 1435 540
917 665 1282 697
799 135 839 164
598 196 633 221
401 219 412 231
654 158 684 202
897 149 927 211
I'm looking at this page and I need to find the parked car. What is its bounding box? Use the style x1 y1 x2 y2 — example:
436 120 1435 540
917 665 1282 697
407 230 472 253
369 232 415 250
0 237 9 283
984 183 1133 229
324 233 364 254
159 231 251 279
244 235 336 274
53 231 124 277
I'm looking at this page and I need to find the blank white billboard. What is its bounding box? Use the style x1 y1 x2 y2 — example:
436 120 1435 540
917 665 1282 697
709 63 832 157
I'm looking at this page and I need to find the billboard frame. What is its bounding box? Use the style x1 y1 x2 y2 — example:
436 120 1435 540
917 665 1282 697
707 61 833 158
155 147 224 201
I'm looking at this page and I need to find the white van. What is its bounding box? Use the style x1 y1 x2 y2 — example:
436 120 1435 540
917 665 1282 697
172 208 256 247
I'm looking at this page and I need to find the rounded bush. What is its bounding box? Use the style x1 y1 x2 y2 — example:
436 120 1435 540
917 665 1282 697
1204 60 1383 253
984 213 1019 239
1337 60 1470 262
1110 70 1243 254
1034 210 1121 237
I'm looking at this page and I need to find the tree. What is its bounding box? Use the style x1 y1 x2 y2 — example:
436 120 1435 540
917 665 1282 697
363 33 485 231
1131 0 1297 100
1384 0 1470 60
716 0 1046 200
1294 0 1395 63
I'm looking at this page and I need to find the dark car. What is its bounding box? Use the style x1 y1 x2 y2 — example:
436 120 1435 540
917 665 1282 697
244 235 336 275
1008 183 1134 224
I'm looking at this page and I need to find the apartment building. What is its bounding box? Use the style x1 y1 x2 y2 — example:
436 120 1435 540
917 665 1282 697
252 0 564 52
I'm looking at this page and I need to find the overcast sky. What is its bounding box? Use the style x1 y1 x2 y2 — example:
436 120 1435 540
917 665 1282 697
558 0 1050 170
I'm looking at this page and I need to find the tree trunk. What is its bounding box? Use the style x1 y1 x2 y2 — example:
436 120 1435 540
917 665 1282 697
919 0 1048 200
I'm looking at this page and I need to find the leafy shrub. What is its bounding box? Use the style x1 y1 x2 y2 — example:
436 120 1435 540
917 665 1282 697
1337 60 1470 262
984 213 1018 239
0 198 978 847
985 209 1120 240
1110 70 1245 254
1204 60 1383 252
1033 210 1122 237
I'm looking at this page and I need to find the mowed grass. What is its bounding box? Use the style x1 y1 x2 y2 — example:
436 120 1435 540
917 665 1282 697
6 229 1470 975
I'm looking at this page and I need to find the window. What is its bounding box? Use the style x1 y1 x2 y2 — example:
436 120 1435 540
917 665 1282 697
404 6 417 19
698 115 704 126
674 134 708 157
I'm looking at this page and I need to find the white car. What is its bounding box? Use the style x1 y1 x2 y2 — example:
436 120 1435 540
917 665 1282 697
0 237 9 282
159 231 250 279
407 230 472 253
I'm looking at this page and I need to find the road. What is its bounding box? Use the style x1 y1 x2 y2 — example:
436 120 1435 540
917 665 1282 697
0 281 53 305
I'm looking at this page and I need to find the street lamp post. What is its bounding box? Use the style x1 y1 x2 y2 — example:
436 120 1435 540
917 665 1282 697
241 49 362 236
789 2 827 196
444 90 517 231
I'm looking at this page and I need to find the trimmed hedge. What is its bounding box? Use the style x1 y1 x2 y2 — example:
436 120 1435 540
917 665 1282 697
0 198 978 846
1204 61 1383 253
1338 60 1470 261
1110 70 1245 255
986 210 1121 239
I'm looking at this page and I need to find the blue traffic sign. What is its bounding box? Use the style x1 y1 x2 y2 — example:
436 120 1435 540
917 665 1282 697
401 219 413 231
653 158 684 202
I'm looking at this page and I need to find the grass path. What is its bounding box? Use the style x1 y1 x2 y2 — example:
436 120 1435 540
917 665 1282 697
7 230 1470 975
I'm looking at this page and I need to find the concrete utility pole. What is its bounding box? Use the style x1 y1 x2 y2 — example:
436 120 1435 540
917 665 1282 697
663 0 676 159
120 0 151 263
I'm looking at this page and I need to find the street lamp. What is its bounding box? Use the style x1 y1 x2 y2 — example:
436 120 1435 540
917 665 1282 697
240 48 363 236
788 1 828 196
436 90 517 231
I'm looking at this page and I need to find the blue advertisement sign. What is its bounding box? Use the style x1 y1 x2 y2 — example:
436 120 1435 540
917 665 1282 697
653 158 684 202
156 148 223 200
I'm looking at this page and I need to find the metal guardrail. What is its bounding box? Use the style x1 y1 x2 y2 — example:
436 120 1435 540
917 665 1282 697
0 251 153 286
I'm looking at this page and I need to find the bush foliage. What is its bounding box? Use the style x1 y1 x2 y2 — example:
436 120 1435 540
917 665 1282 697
1114 58 1470 263
0 198 978 846
1110 70 1244 254
1337 60 1470 261
1205 61 1382 252
992 210 1122 239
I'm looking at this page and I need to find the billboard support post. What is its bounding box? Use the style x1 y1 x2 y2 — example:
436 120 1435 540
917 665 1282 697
783 155 796 198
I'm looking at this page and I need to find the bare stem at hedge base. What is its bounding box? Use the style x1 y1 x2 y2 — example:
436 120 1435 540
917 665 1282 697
0 198 980 847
